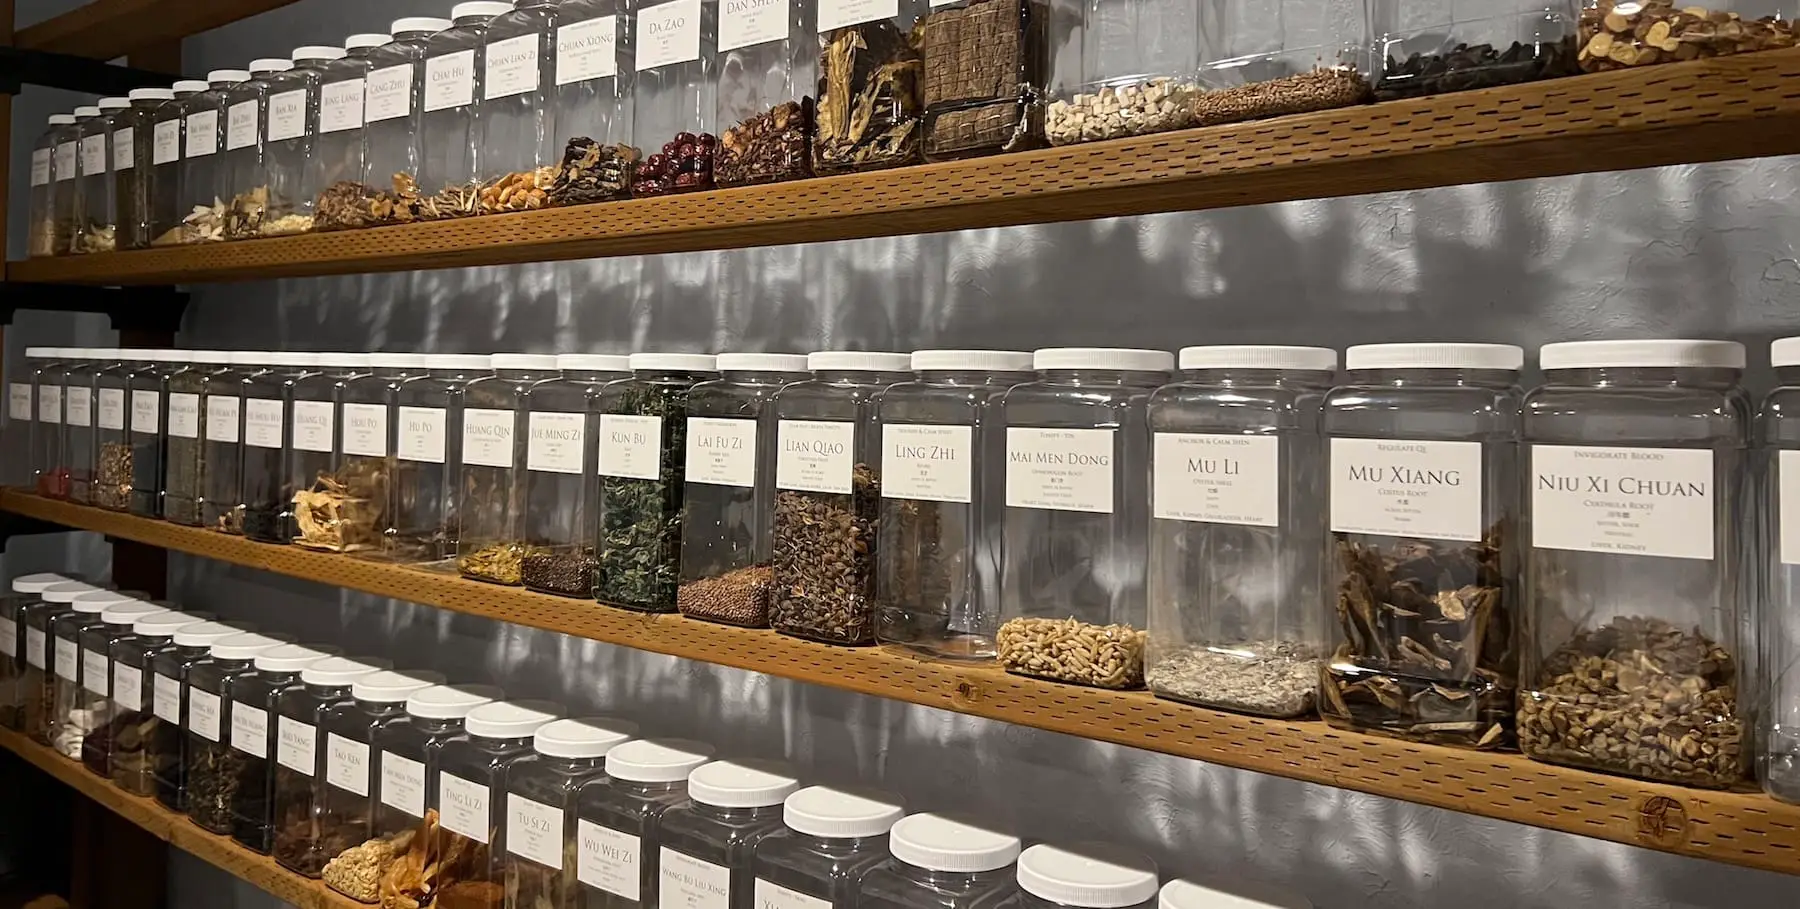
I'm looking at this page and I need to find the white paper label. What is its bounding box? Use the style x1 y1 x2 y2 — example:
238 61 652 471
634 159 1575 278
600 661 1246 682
65 386 92 427
0 618 13 657
80 133 106 176
154 673 181 722
188 688 222 741
82 648 109 694
26 628 47 668
185 110 218 157
720 0 791 51
659 848 731 909
463 408 516 468
30 149 50 186
398 406 447 463
54 140 76 180
636 0 704 70
321 78 366 133
278 715 317 775
1005 427 1115 514
527 410 588 474
114 663 143 712
685 417 756 487
231 702 269 757
54 638 78 681
1329 438 1483 542
38 385 61 424
1783 451 1800 566
424 50 477 112
380 751 427 818
327 733 370 795
98 388 127 431
267 89 307 142
244 398 284 449
578 821 641 899
818 0 898 32
557 15 619 84
9 383 31 421
153 119 181 165
168 392 200 438
776 420 855 494
113 127 136 170
507 793 564 868
882 424 973 503
755 879 832 909
485 33 541 100
599 414 662 479
364 65 414 123
1153 433 1280 527
1530 445 1714 560
291 400 334 453
342 402 389 457
205 394 241 443
226 99 259 150
439 772 491 843
132 390 161 434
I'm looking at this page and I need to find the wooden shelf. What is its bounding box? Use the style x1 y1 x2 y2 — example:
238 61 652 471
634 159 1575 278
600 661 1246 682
14 50 1800 286
14 0 300 61
0 727 361 909
6 491 1800 875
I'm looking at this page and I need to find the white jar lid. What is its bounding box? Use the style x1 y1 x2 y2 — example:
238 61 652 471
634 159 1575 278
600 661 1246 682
316 352 372 369
301 656 389 687
228 351 273 366
533 717 639 759
12 573 72 594
1032 348 1174 372
253 644 335 673
267 352 324 368
465 699 563 739
74 105 102 117
292 45 347 61
99 603 167 626
248 58 293 73
41 581 102 603
345 33 393 50
172 621 243 647
391 17 453 33
1017 844 1159 908
370 352 430 370
1159 878 1312 909
911 350 1034 372
188 350 232 365
782 785 905 838
889 814 1020 873
153 350 191 363
452 1 514 18
491 353 559 372
1344 343 1522 372
406 683 505 719
687 760 800 809
208 632 289 660
25 347 56 357
1774 338 1800 367
1539 339 1745 371
715 353 809 372
630 353 717 372
429 353 492 371
171 80 211 94
352 670 446 703
71 589 144 612
807 351 912 372
207 69 252 83
48 114 76 125
1178 345 1337 372
558 354 631 373
98 97 132 110
132 610 205 637
603 738 714 783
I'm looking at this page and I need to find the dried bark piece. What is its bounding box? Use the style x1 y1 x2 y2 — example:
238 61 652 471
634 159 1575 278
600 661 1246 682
814 22 924 174
547 137 638 206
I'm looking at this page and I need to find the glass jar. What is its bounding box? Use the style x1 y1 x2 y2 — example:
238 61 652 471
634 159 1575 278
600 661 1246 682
551 0 638 205
1186 0 1372 129
225 644 338 853
752 786 905 909
874 350 1032 658
274 657 389 875
1044 0 1200 144
1144 346 1335 718
256 45 345 237
318 353 423 555
424 700 563 909
1577 0 1794 73
1157 879 1313 909
479 0 560 193
574 737 714 908
50 590 140 759
855 815 1019 909
186 631 291 833
713 0 813 186
285 353 363 548
1320 343 1522 750
360 18 454 227
421 3 512 209
769 352 912 644
23 581 98 745
163 351 213 525
917 0 1047 160
995 348 1170 688
31 347 70 498
71 104 115 254
127 350 174 518
678 354 809 627
149 620 244 811
459 354 560 585
1372 0 1577 100
628 0 719 197
594 353 715 610
150 81 206 245
1 574 74 732
316 670 447 902
655 760 800 909
107 610 207 796
1013 845 1155 909
220 57 294 240
393 354 492 565
116 88 168 250
1766 338 1800 803
77 600 170 775
63 348 106 506
813 0 926 173
93 349 134 510
312 33 390 231
500 717 639 909
48 113 82 255
177 70 248 244
240 353 310 542
202 351 253 533
27 114 71 256
1519 340 1749 788
521 354 629 597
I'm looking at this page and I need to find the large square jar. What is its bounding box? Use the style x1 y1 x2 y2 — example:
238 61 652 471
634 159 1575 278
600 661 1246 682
310 33 390 231
26 114 72 256
77 599 169 776
520 354 629 597
314 353 426 555
0 573 72 731
1189 0 1373 128
421 3 513 210
148 83 206 245
1372 0 1577 100
184 631 291 833
22 581 99 745
855 814 1019 909
499 717 638 908
62 348 109 506
107 610 209 796
917 0 1049 160
272 657 388 875
1013 844 1157 909
573 737 715 908
285 354 366 549
654 760 801 908
147 620 242 811
627 0 720 196
713 0 815 186
459 355 562 585
359 19 454 226
1043 0 1199 145
1320 342 1522 750
200 352 254 533
50 589 140 760
1764 337 1800 803
812 0 927 173
478 0 560 196
548 0 639 205
226 644 339 854
1576 0 1795 73
239 353 310 543
72 103 119 254
426 700 563 906
91 349 134 510
26 347 67 496
1519 339 1749 789
125 351 169 518
219 60 293 239
391 354 492 565
258 46 347 236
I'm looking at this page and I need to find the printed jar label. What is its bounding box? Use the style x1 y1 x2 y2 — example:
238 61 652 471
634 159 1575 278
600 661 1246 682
132 389 160 434
882 423 973 503
244 398 285 449
1005 427 1115 514
818 0 898 32
1783 450 1800 566
226 99 259 150
636 0 704 71
364 65 414 123
755 879 832 909
342 402 389 457
776 419 855 494
1531 444 1714 560
231 702 269 757
154 672 182 722
577 821 640 898
113 663 143 712
599 413 663 479
98 388 127 431
153 119 181 165
30 148 49 187
463 408 516 468
291 400 334 453
660 848 731 909
113 126 136 171
277 715 317 775
0 617 13 657
424 50 477 112
1152 433 1280 527
1328 438 1483 542
65 386 91 427
38 385 61 424
82 648 109 694
685 417 756 487
439 772 491 843
507 793 564 868
398 406 447 463
529 410 589 474
9 383 31 421
205 394 241 443
557 15 618 84
719 0 790 52
379 751 426 818
485 33 541 100
188 688 222 741
26 628 46 668
185 110 218 158
267 89 307 142
320 78 366 134
55 140 75 180
80 133 105 176
54 638 78 681
326 733 370 795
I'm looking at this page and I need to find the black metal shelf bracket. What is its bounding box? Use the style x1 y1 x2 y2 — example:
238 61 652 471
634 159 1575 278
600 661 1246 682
0 48 184 96
0 284 188 335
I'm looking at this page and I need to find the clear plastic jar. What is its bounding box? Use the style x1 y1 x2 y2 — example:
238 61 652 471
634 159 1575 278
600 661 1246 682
678 354 809 627
220 58 294 240
1 574 74 732
50 590 140 759
274 657 389 875
519 354 629 597
713 0 813 186
22 581 97 745
655 760 801 909
422 3 512 208
1577 0 1793 73
127 351 174 518
479 0 560 190
574 737 714 908
225 644 338 854
500 717 639 909
259 45 347 237
1044 0 1199 145
1372 0 1577 100
240 353 311 542
107 610 208 796
1144 346 1335 718
314 353 422 555
1519 339 1748 788
285 353 362 548
316 670 446 902
628 0 719 197
47 348 92 499
48 113 82 255
77 600 169 775
1186 0 1372 129
812 0 925 173
917 0 1046 160
6 350 33 488
31 347 70 497
62 348 107 506
116 88 168 250
312 33 389 231
856 815 1019 909
460 355 561 585
1320 343 1522 750
149 620 244 811
149 81 206 245
27 114 70 256
1157 878 1312 909
201 351 251 533
360 18 454 227
392 354 492 565
163 351 212 525
71 104 115 254
751 786 905 909
594 353 715 610
551 0 638 205
1765 338 1800 803
874 350 1032 658
92 349 135 510
1013 844 1156 909
995 348 1170 688
769 352 912 644
425 700 563 909
177 70 248 244
186 631 291 833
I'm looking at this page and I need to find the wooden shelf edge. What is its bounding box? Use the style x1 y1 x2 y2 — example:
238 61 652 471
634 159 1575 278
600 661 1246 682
14 49 1800 286
6 490 1800 875
0 728 358 909
15 0 300 60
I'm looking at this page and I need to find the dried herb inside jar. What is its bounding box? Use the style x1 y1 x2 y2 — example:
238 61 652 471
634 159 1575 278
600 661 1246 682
292 458 388 552
595 385 690 612
547 138 638 206
918 0 1048 159
814 22 924 174
770 463 881 644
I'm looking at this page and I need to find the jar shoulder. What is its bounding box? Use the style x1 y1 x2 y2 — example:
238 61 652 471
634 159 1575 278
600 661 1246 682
1523 384 1750 444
